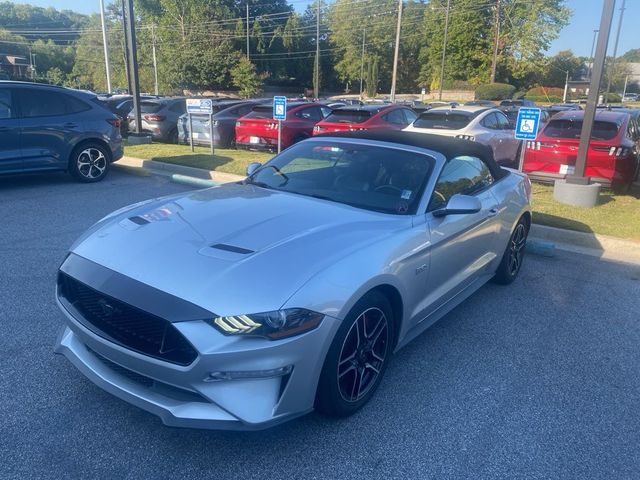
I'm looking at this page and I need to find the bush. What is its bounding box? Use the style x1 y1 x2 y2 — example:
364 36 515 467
526 86 564 98
475 83 516 100
602 92 622 103
524 95 564 103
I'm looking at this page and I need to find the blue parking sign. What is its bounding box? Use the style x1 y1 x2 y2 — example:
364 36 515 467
514 107 541 140
273 96 287 121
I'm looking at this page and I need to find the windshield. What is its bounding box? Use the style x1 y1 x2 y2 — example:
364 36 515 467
544 119 620 140
413 111 473 130
244 105 282 119
246 140 434 215
323 110 373 124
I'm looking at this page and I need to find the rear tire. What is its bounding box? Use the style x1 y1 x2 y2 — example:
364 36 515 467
316 291 394 417
69 142 110 183
492 216 529 285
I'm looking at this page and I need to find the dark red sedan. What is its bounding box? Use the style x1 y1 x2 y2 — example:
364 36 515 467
312 104 418 135
235 102 332 151
522 110 640 187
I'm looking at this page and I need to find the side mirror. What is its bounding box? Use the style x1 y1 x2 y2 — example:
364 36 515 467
433 194 482 217
246 162 262 176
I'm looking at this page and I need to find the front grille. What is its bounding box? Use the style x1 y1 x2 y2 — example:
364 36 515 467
58 272 198 366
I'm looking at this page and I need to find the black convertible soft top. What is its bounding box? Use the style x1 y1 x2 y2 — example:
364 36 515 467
316 130 508 180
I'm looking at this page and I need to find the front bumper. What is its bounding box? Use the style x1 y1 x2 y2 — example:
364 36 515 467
54 292 340 430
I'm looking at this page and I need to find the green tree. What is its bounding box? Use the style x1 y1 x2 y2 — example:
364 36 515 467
541 50 583 88
231 57 262 98
621 49 640 62
45 66 65 85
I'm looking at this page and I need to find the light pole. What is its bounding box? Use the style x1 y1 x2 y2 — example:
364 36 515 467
390 0 403 103
587 29 599 81
490 0 500 83
604 0 626 103
99 0 112 93
563 70 569 103
359 27 366 100
438 0 451 101
314 0 320 99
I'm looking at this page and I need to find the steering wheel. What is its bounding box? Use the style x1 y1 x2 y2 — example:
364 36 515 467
262 165 290 186
432 190 447 204
374 185 403 195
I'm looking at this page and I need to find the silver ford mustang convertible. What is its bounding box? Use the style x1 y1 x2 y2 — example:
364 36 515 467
55 131 532 430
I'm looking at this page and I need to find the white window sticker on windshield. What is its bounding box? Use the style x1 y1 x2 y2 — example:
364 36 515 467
401 190 412 200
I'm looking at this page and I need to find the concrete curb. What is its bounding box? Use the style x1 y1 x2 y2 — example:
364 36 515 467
529 224 640 264
112 163 152 177
170 174 218 188
117 156 245 183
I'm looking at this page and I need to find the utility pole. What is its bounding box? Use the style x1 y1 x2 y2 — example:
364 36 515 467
246 3 250 60
490 0 500 83
151 24 159 95
604 0 626 103
359 27 366 100
123 0 142 135
567 0 615 185
563 70 569 102
99 0 112 93
588 29 599 80
121 0 132 95
314 0 321 99
438 0 451 101
390 0 403 103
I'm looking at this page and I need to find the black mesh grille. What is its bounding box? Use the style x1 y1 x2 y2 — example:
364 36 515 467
58 272 198 366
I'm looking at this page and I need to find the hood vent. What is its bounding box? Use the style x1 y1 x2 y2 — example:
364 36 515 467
211 244 254 255
128 216 150 225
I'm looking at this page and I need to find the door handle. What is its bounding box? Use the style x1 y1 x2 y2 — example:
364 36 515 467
64 122 78 128
0 126 9 132
487 208 499 217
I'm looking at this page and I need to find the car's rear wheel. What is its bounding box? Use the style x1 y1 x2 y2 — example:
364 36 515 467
493 216 529 285
316 291 393 417
69 143 110 183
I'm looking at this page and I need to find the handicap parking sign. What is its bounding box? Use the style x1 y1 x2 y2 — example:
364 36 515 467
514 108 541 140
273 96 287 121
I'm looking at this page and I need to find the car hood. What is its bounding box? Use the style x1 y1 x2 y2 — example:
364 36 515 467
71 183 411 317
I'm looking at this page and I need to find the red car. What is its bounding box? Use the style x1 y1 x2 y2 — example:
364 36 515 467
523 110 640 186
313 104 418 135
235 102 332 151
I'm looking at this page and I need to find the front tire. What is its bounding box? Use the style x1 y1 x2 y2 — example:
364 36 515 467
316 291 393 417
69 143 110 183
493 216 529 285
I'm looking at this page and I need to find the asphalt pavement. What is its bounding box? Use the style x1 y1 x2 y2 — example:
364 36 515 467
1 169 640 479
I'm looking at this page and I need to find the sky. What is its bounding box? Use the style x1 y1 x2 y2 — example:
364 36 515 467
5 0 639 58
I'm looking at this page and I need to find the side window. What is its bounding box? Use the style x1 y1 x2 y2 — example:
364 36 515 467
429 156 495 211
383 109 406 125
296 107 322 121
481 112 499 129
18 89 89 118
496 112 511 129
320 106 332 118
0 88 14 119
403 109 418 124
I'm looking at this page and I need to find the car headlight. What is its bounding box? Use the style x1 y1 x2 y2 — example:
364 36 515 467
208 308 323 340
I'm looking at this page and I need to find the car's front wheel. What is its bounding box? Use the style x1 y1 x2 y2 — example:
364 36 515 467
493 216 529 284
69 143 110 183
316 291 393 417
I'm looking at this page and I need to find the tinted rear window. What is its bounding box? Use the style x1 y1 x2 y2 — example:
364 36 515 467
323 110 373 124
140 102 163 113
244 105 274 119
413 111 473 130
544 119 620 140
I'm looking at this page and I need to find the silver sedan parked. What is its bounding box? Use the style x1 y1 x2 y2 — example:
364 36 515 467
404 105 522 166
54 131 532 430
